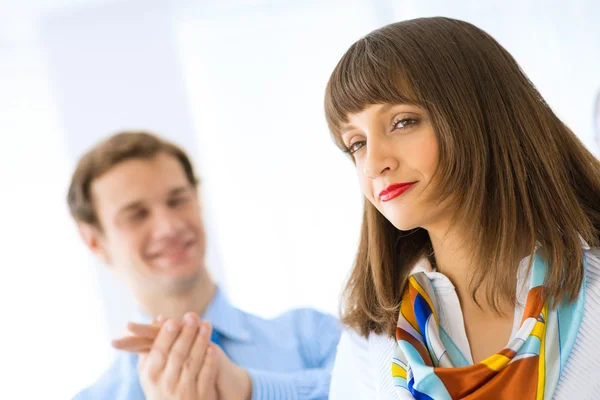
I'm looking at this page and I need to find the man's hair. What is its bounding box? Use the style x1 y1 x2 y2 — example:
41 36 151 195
67 131 199 228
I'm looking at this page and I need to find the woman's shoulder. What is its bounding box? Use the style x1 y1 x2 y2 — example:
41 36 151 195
331 329 399 398
581 246 600 310
365 331 399 396
335 328 392 367
584 247 600 304
330 329 373 399
585 247 600 272
555 248 600 397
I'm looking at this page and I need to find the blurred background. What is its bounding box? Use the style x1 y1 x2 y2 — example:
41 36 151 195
0 0 599 398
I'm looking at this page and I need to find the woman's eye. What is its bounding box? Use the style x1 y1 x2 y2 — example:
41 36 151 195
393 118 419 130
347 141 366 154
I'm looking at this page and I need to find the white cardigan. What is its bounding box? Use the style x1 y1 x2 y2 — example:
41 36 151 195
329 248 600 399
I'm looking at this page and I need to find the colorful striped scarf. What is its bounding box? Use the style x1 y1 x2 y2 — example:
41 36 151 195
392 254 586 399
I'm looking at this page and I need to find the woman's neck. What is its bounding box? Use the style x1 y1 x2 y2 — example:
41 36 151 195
427 222 495 309
427 226 472 299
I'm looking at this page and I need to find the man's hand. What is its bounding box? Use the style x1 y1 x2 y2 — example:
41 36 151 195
125 313 218 400
113 315 253 400
211 345 252 400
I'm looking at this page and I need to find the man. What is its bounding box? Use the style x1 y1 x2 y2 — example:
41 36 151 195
71 131 341 399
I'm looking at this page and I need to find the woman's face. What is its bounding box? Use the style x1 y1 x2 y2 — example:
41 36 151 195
341 104 453 232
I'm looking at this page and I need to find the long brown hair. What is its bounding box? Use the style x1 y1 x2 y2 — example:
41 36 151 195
324 17 600 338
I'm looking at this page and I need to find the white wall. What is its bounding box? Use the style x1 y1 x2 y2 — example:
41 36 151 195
0 41 110 399
174 0 379 318
0 0 598 398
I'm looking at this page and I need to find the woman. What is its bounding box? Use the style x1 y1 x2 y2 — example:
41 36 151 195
325 17 600 399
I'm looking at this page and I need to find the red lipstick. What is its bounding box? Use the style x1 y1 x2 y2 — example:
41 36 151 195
379 182 417 202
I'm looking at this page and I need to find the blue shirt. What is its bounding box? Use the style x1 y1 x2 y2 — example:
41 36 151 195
74 288 342 400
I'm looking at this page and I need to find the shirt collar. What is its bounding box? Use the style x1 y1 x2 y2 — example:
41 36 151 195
410 248 578 294
410 253 534 291
580 237 591 250
132 287 252 343
201 287 252 343
410 256 455 289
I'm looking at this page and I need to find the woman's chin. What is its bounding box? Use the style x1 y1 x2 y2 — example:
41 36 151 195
389 219 419 232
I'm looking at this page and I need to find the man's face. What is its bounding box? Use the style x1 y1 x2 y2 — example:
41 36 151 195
84 153 206 296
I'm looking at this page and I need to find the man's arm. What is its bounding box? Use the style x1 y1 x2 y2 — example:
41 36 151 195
244 309 342 400
113 309 342 400
247 366 333 400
